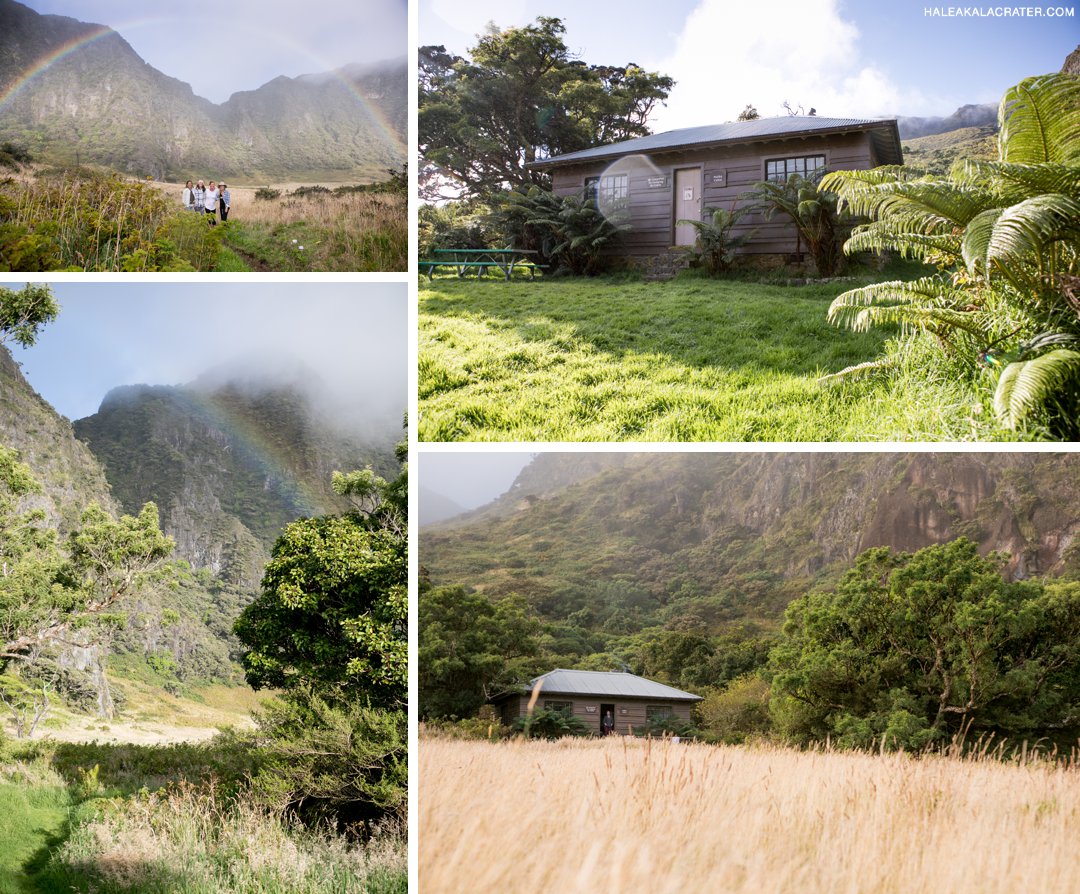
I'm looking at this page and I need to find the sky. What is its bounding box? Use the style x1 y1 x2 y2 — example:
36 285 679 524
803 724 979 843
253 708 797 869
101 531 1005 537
20 0 408 103
420 451 535 510
421 0 1079 127
7 282 408 425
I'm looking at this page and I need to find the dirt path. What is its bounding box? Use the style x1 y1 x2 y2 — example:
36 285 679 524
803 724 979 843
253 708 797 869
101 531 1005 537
218 236 271 272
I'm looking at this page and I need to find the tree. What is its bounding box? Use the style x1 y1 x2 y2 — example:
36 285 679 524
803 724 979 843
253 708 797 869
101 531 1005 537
235 450 408 827
746 171 848 276
234 458 407 708
0 445 174 668
419 18 673 197
769 539 1080 750
822 72 1080 435
418 583 541 719
0 283 59 347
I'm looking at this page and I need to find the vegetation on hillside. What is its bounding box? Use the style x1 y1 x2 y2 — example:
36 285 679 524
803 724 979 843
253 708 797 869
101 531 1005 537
0 167 407 272
420 453 1080 751
0 295 409 889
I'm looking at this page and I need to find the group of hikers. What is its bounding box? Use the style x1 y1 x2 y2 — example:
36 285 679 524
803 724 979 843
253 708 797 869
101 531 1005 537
181 179 231 225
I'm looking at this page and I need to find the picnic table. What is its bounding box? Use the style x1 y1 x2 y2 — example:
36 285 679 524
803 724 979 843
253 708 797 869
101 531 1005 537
420 248 544 281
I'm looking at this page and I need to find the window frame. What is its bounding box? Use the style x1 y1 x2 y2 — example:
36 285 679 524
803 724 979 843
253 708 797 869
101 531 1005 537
764 154 827 182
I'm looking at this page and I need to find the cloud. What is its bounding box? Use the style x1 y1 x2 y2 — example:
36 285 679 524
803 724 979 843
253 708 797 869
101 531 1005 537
26 0 406 102
652 0 930 129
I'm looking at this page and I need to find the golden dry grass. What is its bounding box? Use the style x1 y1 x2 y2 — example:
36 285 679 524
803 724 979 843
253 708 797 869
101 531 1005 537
419 737 1080 894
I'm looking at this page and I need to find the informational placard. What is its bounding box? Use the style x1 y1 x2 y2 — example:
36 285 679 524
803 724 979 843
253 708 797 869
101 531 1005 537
647 176 668 188
683 188 694 200
712 172 726 184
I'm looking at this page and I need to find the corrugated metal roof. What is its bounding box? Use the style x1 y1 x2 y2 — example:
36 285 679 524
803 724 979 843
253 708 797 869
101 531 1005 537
530 116 900 168
526 669 702 701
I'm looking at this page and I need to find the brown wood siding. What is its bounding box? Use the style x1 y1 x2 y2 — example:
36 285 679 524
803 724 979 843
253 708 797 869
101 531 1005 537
500 695 694 736
550 131 876 257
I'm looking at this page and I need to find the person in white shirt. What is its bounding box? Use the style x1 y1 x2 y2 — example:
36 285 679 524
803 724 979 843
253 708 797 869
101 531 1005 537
204 181 220 225
182 180 194 210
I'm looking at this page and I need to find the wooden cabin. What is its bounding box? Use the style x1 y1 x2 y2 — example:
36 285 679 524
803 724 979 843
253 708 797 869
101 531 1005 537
528 116 903 264
492 669 703 736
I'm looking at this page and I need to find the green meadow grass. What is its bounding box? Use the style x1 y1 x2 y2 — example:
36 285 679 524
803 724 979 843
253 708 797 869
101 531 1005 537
0 740 405 894
419 276 1013 442
0 776 70 894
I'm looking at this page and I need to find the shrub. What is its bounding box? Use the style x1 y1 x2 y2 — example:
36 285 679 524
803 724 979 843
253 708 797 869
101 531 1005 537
254 187 282 201
492 186 626 275
632 715 701 739
513 707 590 740
251 694 407 832
677 205 756 275
696 675 772 744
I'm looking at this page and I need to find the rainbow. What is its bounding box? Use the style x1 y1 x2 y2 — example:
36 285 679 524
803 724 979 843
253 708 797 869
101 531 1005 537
179 385 334 519
0 16 405 161
0 22 119 109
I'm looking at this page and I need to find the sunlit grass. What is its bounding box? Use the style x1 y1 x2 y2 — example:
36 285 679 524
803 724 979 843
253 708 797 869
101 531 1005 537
420 736 1080 894
419 278 1013 441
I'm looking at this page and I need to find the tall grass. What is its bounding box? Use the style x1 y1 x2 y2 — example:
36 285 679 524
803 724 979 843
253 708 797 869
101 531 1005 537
1 170 220 271
40 784 405 894
0 742 405 894
420 737 1080 894
221 188 406 271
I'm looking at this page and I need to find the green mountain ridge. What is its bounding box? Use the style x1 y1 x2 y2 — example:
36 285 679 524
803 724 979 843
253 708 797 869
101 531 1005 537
0 0 406 180
423 453 1080 638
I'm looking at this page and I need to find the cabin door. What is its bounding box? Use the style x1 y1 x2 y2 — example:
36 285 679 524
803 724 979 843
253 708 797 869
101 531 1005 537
673 168 701 247
600 703 616 736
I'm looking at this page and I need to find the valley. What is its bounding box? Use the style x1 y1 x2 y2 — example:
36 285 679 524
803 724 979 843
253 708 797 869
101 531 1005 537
0 0 408 271
0 282 408 891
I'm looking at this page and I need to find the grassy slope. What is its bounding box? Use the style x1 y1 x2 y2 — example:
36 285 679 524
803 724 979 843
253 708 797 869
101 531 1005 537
419 276 1007 442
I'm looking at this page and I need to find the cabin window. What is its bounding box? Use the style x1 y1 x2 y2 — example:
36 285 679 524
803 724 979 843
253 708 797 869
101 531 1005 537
646 705 675 721
585 173 629 208
544 700 573 715
765 154 826 181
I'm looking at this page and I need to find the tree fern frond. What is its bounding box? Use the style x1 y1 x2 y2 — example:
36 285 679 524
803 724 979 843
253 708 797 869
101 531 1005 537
817 356 898 384
986 195 1080 268
952 160 1080 201
993 348 1080 427
999 73 1080 165
962 208 1004 273
845 224 962 263
827 277 982 335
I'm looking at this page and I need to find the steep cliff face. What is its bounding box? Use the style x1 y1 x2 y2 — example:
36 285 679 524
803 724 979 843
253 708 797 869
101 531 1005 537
74 375 397 588
423 453 1080 628
0 344 116 527
0 0 405 179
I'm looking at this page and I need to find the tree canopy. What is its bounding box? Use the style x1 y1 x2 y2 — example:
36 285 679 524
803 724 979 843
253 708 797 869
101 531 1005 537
419 17 673 197
418 583 541 719
234 452 407 710
769 538 1080 750
0 444 173 668
0 283 59 347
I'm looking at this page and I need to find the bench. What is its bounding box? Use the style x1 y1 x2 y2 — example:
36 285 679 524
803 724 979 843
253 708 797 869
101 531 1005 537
420 249 546 281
